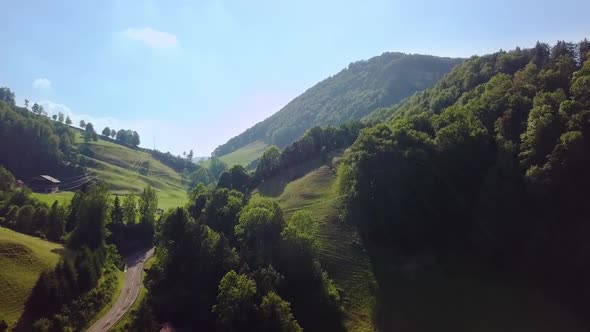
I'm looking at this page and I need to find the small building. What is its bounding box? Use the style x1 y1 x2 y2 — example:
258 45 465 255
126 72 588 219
15 180 24 187
29 175 61 193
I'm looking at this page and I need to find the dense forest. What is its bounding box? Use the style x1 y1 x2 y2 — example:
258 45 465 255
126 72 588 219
339 39 590 328
213 53 463 156
118 183 343 331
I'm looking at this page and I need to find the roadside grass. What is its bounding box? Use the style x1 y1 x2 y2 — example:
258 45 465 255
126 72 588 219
218 140 269 167
254 153 376 332
0 227 64 329
84 268 125 329
111 255 157 331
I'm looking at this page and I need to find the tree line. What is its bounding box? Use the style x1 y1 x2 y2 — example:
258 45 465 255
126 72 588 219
251 122 366 186
339 39 590 328
211 121 365 195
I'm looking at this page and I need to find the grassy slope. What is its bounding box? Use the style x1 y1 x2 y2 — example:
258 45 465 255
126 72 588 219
218 140 268 167
254 153 376 332
0 227 63 328
33 134 188 210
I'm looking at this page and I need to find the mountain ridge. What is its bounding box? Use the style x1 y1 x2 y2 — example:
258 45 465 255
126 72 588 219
213 52 463 158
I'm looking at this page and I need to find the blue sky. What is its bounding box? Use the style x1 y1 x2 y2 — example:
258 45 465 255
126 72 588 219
1 0 589 156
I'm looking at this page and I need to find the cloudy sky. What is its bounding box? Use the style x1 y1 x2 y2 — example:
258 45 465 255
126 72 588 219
1 0 589 155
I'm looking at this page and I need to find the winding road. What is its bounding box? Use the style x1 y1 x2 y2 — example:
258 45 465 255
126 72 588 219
87 247 155 332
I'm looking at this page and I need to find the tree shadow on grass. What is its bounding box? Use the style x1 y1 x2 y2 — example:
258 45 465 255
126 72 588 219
14 248 69 331
13 276 46 332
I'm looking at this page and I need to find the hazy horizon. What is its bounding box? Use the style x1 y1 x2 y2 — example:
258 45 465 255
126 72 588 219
1 0 588 156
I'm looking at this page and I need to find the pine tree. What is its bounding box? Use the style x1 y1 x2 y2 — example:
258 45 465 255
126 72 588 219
111 196 124 224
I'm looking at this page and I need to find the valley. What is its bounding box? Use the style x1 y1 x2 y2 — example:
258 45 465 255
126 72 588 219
1 36 590 332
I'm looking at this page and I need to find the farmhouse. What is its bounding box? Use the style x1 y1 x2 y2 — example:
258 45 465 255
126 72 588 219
29 175 61 193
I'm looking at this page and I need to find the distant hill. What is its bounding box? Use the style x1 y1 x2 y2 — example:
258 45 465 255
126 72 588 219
213 53 463 162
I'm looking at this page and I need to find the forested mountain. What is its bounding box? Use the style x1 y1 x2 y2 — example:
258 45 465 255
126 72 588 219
339 39 590 329
213 53 463 157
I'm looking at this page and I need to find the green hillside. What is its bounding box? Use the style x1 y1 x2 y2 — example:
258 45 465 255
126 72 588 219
218 140 268 167
0 227 64 328
213 53 463 160
254 153 376 332
54 133 188 209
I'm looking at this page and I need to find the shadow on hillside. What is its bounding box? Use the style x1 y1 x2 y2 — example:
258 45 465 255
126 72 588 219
13 277 44 332
13 248 70 331
256 151 342 197
364 245 588 332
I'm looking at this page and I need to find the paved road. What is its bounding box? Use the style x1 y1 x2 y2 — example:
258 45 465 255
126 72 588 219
86 247 155 332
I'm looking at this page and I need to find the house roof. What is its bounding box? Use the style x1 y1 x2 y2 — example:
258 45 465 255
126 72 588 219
37 175 61 184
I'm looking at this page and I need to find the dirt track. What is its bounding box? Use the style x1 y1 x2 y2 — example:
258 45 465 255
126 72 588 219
86 247 155 332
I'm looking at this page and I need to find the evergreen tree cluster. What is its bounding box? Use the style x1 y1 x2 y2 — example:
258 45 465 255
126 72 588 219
107 187 157 254
136 186 343 331
215 121 366 195
252 121 366 186
28 246 107 317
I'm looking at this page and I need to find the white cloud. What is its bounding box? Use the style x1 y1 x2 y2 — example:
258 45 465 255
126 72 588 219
37 100 160 151
39 100 125 133
32 78 51 89
122 27 178 49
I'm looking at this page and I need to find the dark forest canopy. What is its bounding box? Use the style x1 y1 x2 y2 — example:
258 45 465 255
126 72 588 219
213 53 463 157
339 39 590 328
